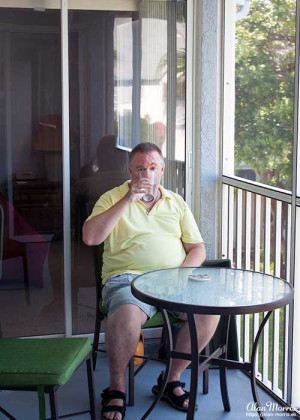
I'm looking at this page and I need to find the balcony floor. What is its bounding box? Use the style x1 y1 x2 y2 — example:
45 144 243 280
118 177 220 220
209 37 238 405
0 339 292 420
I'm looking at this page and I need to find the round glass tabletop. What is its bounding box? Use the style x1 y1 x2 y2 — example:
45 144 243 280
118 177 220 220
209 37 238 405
131 267 294 315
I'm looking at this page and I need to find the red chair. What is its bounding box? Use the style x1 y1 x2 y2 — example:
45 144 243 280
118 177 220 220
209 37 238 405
0 195 29 304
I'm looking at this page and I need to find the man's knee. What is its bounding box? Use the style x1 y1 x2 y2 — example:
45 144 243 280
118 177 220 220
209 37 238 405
176 313 220 326
108 303 148 325
194 314 220 332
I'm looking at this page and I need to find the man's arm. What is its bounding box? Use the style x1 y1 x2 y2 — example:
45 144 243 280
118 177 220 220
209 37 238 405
82 177 152 246
82 195 131 245
180 242 206 267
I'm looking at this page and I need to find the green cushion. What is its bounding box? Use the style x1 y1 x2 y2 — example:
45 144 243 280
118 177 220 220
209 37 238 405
144 311 164 328
99 302 173 329
0 337 91 387
99 302 108 315
99 299 180 330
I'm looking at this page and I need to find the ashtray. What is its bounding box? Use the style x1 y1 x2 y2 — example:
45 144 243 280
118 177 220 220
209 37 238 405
188 274 211 282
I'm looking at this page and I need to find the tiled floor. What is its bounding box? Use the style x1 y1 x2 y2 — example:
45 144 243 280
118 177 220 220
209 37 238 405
0 339 296 420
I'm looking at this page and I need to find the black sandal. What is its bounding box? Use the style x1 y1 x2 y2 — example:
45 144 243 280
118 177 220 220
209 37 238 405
151 371 198 412
101 388 126 420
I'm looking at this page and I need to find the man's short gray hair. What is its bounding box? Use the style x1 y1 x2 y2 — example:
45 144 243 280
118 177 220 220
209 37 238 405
129 142 164 165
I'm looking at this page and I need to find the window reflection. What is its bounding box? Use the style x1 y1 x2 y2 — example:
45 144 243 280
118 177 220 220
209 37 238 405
69 5 187 334
0 5 187 337
69 10 132 334
0 8 64 337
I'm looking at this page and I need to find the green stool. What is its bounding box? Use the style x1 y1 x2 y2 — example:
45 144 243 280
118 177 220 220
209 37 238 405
0 337 96 420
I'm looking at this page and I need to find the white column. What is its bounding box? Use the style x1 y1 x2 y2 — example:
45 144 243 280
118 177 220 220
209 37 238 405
194 0 222 258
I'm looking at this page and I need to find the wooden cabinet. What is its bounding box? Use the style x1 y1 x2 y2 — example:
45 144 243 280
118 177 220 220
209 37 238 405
13 180 63 234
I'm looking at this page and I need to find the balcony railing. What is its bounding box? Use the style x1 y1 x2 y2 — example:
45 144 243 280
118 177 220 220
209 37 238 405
221 176 294 402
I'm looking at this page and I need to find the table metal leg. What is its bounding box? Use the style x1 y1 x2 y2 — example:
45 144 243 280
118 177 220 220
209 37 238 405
0 406 16 420
249 310 272 420
219 364 231 411
141 311 224 420
140 309 173 419
219 315 231 411
187 313 199 420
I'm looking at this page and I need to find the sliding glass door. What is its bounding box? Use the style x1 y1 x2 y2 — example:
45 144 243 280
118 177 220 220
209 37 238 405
0 5 63 337
0 0 188 337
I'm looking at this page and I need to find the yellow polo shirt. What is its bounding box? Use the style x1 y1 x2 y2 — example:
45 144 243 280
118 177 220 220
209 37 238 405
87 181 203 283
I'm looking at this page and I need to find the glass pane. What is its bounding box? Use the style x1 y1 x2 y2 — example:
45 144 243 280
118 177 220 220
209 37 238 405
69 10 131 334
224 0 296 191
0 8 64 337
117 1 187 196
69 3 187 334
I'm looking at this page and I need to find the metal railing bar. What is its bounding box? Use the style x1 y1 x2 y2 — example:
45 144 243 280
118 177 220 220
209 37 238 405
272 201 282 391
228 186 234 263
254 194 261 272
243 314 250 362
236 189 243 268
272 308 280 392
283 305 289 401
283 205 292 400
222 184 229 258
262 197 271 383
253 313 259 374
286 204 292 285
222 175 292 203
237 314 242 361
253 192 261 373
245 191 251 270
274 201 282 278
244 192 252 362
264 197 271 274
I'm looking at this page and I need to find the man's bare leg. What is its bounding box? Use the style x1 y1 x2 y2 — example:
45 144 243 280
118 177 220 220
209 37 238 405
164 314 220 409
102 303 147 420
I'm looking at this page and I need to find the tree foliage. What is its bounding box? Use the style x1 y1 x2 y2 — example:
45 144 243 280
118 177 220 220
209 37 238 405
235 0 296 189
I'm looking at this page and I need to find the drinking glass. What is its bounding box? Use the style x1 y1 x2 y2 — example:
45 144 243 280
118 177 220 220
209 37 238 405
141 170 156 202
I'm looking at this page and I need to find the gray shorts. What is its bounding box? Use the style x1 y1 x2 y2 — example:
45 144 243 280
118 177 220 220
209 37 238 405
102 273 158 318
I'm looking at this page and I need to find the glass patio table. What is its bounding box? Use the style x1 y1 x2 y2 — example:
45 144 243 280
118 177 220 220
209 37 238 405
131 266 294 420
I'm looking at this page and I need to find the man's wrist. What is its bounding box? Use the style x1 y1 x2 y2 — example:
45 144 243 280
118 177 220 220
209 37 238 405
123 191 135 204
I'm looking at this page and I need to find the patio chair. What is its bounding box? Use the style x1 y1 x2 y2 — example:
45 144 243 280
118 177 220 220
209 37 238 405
0 337 96 420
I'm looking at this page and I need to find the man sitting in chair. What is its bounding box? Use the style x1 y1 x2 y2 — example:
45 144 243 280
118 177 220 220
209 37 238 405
83 142 220 420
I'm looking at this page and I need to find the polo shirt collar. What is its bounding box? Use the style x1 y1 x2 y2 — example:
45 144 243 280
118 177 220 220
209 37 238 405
159 185 172 199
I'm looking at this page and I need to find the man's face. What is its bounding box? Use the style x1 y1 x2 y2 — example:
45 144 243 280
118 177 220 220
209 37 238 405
129 151 165 187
